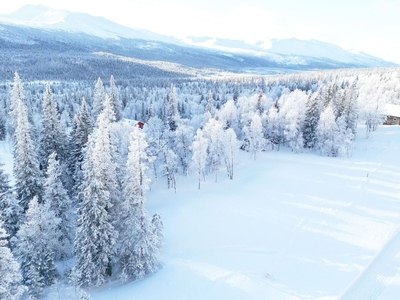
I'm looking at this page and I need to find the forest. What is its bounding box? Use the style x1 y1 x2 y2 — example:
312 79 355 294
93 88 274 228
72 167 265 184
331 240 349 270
0 66 399 299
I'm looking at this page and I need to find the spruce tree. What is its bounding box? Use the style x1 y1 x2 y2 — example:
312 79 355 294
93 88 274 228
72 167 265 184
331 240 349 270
13 99 42 211
108 75 123 122
7 72 24 139
0 220 25 300
303 93 323 149
92 77 105 120
69 98 94 201
39 83 67 172
118 127 160 281
0 163 21 239
73 135 117 287
15 197 60 298
44 152 73 259
151 213 163 253
73 97 119 287
167 83 178 131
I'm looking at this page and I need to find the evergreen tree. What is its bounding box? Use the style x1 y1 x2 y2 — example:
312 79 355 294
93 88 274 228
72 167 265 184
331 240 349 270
69 98 94 200
44 152 73 259
264 102 284 150
118 127 160 281
108 75 123 122
92 77 105 120
7 72 24 139
303 92 323 149
167 83 178 131
0 163 21 239
39 83 67 172
205 89 213 115
343 79 359 135
151 213 163 253
73 100 118 286
13 99 42 212
0 220 25 300
15 197 60 298
95 94 121 227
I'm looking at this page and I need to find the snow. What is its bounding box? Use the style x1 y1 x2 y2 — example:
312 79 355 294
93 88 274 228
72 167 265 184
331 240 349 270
83 125 400 300
385 104 400 117
0 5 180 43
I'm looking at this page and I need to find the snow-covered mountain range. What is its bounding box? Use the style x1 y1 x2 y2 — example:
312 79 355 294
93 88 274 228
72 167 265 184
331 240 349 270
0 4 396 80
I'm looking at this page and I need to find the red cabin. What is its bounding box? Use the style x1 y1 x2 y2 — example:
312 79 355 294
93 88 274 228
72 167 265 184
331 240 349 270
137 121 145 129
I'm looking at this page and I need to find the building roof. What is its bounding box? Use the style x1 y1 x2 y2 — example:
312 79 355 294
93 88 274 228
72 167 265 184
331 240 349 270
385 104 400 118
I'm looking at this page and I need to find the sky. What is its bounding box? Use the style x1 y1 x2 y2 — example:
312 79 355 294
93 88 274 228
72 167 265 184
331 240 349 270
1 0 400 64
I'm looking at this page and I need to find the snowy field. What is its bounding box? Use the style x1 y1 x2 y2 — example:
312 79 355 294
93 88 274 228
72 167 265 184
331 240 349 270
2 125 400 299
84 125 400 300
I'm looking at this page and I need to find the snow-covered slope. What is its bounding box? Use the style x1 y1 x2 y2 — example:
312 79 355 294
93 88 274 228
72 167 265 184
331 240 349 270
0 4 180 43
80 125 400 300
0 4 396 77
184 36 396 68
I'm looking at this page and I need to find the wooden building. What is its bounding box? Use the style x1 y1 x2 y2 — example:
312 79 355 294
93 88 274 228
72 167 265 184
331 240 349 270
384 104 400 125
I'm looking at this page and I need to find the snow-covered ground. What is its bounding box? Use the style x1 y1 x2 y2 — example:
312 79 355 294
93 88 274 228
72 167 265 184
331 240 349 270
87 125 400 299
2 125 400 299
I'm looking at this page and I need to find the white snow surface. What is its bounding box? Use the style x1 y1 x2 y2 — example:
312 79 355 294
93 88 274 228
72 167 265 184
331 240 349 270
0 4 179 42
70 125 400 300
1 125 400 299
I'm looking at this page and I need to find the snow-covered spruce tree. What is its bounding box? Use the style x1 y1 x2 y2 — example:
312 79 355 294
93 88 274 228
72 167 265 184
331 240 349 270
7 72 25 139
96 94 122 229
13 99 42 212
108 75 123 122
264 102 284 150
0 220 25 300
44 152 73 259
118 127 160 282
303 92 323 149
342 79 359 136
167 83 179 131
92 77 106 120
205 89 214 115
0 163 21 239
39 83 68 172
15 196 60 298
69 98 94 201
191 129 208 189
222 128 238 180
243 112 264 160
151 213 164 254
73 97 119 287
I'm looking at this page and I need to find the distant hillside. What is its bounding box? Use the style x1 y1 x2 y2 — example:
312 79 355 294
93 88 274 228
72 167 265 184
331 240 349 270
0 5 396 81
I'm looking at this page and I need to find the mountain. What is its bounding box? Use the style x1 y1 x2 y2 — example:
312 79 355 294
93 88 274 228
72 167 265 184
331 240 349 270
0 5 396 81
184 36 395 68
0 4 181 44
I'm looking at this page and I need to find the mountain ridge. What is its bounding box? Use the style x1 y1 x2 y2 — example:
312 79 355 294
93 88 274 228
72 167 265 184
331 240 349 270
0 4 396 81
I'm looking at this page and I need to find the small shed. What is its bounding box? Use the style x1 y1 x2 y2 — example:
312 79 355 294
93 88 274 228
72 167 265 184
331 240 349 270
137 121 145 129
384 104 400 125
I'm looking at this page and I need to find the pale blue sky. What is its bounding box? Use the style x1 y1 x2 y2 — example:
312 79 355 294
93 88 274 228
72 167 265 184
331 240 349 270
1 0 400 63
